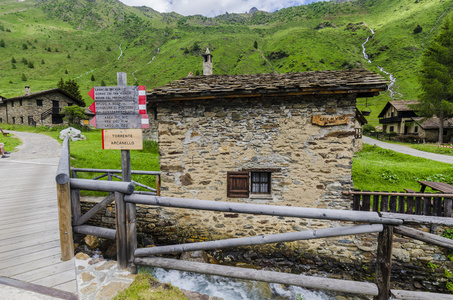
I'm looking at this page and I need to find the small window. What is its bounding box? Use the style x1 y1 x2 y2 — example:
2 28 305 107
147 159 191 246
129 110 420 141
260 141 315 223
20 116 24 124
68 103 73 106
227 170 272 198
11 101 14 107
389 126 394 132
0 118 2 123
251 172 271 194
414 126 418 133
19 99 22 106
12 117 15 124
37 99 43 106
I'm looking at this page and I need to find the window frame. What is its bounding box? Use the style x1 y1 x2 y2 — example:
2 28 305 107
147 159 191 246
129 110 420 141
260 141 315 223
250 172 271 195
227 169 279 198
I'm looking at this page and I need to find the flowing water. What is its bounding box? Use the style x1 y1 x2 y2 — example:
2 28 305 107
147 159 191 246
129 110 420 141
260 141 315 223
146 267 335 300
361 27 399 99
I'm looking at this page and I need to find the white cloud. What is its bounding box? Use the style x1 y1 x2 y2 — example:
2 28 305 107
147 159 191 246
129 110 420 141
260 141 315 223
119 0 326 17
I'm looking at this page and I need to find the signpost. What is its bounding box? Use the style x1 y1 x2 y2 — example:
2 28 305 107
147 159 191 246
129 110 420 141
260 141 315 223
88 84 148 130
89 72 142 273
102 129 143 150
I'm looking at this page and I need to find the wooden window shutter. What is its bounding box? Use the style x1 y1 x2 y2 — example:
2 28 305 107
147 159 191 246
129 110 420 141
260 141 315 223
227 171 249 198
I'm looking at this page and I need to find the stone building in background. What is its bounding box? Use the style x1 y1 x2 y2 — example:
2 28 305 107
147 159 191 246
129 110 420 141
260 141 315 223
146 69 387 240
0 86 84 126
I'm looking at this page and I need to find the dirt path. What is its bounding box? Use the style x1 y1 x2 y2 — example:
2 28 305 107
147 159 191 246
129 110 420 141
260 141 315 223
363 136 453 164
2 131 61 165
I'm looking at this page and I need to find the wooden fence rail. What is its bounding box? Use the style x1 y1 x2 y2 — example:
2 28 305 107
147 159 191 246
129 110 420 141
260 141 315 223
56 138 453 299
344 190 453 217
71 168 160 195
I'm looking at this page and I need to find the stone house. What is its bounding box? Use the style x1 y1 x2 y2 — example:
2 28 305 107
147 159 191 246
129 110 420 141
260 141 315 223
378 100 453 142
147 69 387 240
0 86 85 126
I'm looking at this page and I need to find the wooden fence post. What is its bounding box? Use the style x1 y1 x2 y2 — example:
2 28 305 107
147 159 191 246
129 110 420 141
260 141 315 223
56 136 74 261
57 181 75 261
375 225 393 300
115 191 128 269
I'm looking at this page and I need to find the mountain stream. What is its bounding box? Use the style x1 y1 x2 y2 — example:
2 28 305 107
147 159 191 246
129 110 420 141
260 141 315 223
147 266 334 300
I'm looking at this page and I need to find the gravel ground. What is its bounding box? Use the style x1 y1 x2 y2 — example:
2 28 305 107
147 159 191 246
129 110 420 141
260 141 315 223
2 131 62 162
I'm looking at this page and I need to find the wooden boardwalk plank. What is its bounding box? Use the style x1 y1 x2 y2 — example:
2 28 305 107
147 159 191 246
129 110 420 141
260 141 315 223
1 240 61 261
0 159 76 295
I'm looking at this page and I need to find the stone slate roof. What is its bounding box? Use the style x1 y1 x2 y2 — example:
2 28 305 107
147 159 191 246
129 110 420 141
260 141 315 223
412 117 453 129
147 69 388 102
378 100 419 118
5 88 85 106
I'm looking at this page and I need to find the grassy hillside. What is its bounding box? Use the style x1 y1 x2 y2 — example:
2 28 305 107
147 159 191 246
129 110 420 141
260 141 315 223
0 0 452 126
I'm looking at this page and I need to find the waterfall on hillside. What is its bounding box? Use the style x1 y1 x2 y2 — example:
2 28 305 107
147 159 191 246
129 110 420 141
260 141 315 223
362 27 399 99
118 43 125 60
422 10 448 49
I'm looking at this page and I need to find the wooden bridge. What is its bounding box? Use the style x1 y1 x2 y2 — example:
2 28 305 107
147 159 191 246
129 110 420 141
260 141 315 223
0 155 77 299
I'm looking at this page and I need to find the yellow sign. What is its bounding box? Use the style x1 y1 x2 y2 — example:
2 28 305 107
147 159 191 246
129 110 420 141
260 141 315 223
103 129 143 150
312 115 349 127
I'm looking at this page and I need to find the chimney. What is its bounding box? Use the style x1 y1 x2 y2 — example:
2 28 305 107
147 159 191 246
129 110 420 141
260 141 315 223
202 48 213 76
24 86 30 95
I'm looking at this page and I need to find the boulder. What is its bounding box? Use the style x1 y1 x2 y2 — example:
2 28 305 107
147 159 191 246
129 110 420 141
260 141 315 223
59 127 86 141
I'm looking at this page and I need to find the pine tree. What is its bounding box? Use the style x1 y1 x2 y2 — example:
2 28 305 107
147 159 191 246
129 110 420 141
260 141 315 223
57 79 83 104
91 74 95 81
11 57 16 63
21 73 27 81
417 15 453 143
0 39 5 47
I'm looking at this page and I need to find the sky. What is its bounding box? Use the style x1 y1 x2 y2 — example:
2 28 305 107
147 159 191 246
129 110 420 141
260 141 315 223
118 0 327 17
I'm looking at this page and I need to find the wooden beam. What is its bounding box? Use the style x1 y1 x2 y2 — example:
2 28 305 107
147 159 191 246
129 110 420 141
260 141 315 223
70 178 134 194
343 191 453 198
125 195 403 225
380 212 453 226
394 226 453 250
56 181 74 261
375 226 393 300
391 289 453 299
134 257 379 296
75 194 115 226
115 192 127 269
73 225 116 240
135 224 383 256
55 137 70 184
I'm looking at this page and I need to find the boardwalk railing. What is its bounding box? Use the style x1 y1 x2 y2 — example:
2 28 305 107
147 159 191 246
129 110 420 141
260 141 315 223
71 168 160 196
345 190 453 217
56 137 453 299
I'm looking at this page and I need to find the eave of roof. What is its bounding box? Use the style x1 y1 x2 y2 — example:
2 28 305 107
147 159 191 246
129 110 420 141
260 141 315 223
147 69 388 102
377 100 420 118
5 88 85 106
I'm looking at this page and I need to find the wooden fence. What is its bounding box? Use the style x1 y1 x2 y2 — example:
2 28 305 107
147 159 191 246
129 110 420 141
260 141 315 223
56 137 453 300
346 190 453 217
71 168 160 196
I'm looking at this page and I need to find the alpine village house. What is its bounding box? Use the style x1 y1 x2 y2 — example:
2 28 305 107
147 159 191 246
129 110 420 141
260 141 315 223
145 49 388 243
378 100 453 142
0 86 84 126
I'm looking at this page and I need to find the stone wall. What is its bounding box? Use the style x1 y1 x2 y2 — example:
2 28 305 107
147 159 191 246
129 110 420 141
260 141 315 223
0 92 76 126
155 94 359 240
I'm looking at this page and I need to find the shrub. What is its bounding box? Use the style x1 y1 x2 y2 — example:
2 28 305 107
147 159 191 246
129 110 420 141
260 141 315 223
362 124 375 135
414 24 423 34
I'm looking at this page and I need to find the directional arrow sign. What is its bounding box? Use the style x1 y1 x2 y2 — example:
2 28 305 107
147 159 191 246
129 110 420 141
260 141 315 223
88 86 140 101
94 101 139 115
95 114 142 129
